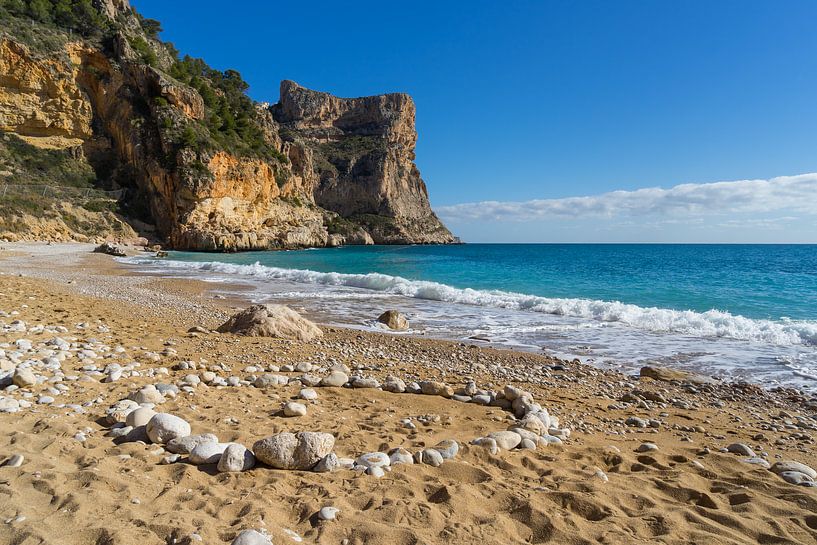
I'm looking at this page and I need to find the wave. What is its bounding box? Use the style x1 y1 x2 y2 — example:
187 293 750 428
121 256 817 347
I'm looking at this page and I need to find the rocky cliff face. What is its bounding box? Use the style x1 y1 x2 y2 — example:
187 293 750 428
0 0 454 250
275 81 454 244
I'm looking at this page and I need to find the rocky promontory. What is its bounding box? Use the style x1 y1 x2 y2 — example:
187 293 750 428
0 0 454 250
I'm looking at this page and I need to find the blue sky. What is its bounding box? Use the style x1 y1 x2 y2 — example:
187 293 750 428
132 0 817 242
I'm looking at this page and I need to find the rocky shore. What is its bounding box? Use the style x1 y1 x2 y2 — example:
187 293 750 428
0 243 816 545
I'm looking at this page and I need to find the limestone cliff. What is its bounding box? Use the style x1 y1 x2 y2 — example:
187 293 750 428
0 0 455 250
274 81 454 244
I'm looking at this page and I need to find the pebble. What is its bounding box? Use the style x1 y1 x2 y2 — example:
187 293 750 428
356 452 390 469
232 529 273 545
12 368 36 387
770 460 816 479
283 402 307 417
313 452 339 473
487 431 522 450
190 442 230 465
218 443 256 472
726 443 756 457
166 433 218 455
126 407 156 428
145 413 191 444
320 371 348 387
318 506 339 521
472 437 499 455
420 448 444 467
298 388 318 400
636 443 659 453
366 466 385 477
2 454 24 467
433 439 459 459
419 380 453 398
388 448 414 465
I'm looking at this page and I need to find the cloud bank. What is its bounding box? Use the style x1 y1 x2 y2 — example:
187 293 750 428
437 173 817 222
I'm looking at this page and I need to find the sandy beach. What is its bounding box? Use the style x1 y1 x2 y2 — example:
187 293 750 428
0 243 815 545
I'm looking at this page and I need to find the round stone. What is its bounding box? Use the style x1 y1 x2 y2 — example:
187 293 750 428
218 443 256 472
298 388 318 400
356 451 390 469
283 402 307 417
433 439 459 459
488 431 522 450
190 442 230 465
231 529 272 545
166 433 218 455
388 448 414 465
126 407 156 428
145 413 191 444
421 449 444 467
318 506 339 521
320 371 348 387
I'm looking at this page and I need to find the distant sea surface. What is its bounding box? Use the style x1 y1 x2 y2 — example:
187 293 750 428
123 244 817 391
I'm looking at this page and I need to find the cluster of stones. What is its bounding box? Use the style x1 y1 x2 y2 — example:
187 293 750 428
469 384 569 454
0 318 176 414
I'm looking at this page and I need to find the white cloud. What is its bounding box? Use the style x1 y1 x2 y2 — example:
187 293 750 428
437 173 817 222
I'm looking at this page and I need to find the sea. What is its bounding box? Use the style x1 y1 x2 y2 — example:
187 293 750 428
122 244 817 392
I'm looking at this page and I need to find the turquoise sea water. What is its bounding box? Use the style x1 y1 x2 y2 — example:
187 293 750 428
124 244 817 390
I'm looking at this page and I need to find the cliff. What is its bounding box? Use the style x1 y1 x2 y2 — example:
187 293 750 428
0 0 455 249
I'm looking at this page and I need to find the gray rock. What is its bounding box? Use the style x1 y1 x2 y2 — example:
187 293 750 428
126 407 156 428
218 443 255 472
253 431 334 470
318 506 339 521
779 471 815 485
356 452 390 468
320 371 348 387
503 385 527 401
770 461 817 479
636 443 659 453
145 413 191 444
388 448 414 465
283 402 307 417
298 388 318 400
313 452 339 473
190 442 230 465
166 433 219 455
420 448 444 467
382 376 406 393
488 431 522 450
231 529 272 545
626 416 648 428
12 368 36 388
130 385 165 405
367 465 385 477
377 310 409 331
254 374 288 388
741 457 770 468
726 443 756 457
217 304 323 341
419 380 453 397
3 454 24 467
519 438 537 450
351 376 380 389
433 439 459 459
471 437 499 455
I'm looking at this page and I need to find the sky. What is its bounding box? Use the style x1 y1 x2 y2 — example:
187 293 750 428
131 0 817 243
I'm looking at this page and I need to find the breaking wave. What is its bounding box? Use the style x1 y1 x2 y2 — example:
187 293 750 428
122 256 817 347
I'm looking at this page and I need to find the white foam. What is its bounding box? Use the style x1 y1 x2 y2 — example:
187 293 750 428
122 256 817 347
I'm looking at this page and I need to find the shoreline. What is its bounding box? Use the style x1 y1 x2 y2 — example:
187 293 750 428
3 241 814 394
0 242 816 544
